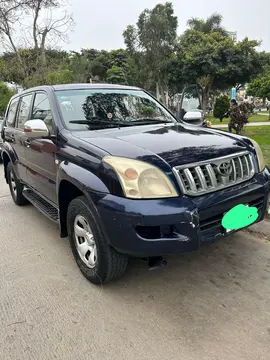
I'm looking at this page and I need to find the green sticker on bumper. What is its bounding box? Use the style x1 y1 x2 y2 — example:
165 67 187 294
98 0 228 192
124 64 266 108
221 204 258 231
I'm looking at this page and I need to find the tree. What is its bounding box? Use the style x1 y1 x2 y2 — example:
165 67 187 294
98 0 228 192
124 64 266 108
68 51 91 83
186 13 228 36
106 66 128 85
45 69 74 84
213 38 263 91
0 82 14 116
123 2 178 105
0 48 70 87
0 0 74 86
247 73 270 119
213 95 230 120
176 30 262 111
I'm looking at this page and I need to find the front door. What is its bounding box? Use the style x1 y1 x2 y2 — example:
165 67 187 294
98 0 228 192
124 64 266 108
3 95 33 182
24 91 58 204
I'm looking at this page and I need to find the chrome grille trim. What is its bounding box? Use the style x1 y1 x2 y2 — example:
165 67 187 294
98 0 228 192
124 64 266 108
172 151 255 196
206 164 217 187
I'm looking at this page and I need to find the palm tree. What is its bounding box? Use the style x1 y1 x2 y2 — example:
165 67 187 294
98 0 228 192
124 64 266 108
187 13 228 36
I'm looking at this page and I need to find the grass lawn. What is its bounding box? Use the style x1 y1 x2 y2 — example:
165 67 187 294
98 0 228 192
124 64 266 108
243 126 270 167
213 125 270 167
209 113 269 125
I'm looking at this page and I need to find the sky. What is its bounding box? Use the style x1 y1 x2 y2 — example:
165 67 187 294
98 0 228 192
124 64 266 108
61 0 270 52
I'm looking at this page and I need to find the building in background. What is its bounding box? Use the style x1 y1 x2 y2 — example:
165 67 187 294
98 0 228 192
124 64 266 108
227 31 237 42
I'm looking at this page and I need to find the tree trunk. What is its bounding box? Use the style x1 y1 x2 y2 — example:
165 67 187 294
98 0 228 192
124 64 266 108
40 29 49 82
158 82 166 105
164 86 169 108
33 1 42 69
202 88 209 113
156 82 160 101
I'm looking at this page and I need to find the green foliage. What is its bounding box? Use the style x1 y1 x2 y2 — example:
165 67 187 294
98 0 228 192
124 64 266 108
0 49 70 88
175 30 262 110
213 95 230 119
106 66 128 85
136 104 155 116
247 72 270 100
45 69 74 85
186 13 228 36
247 73 270 119
0 82 14 116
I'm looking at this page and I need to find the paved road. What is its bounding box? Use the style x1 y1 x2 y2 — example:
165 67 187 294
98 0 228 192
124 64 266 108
0 165 270 360
212 121 270 128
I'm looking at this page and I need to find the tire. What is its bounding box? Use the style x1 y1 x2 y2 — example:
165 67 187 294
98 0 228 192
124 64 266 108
67 195 128 285
7 162 29 206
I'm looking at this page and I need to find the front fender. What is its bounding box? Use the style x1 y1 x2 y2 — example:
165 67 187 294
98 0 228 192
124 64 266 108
2 142 18 165
56 161 110 238
56 161 110 198
1 143 19 180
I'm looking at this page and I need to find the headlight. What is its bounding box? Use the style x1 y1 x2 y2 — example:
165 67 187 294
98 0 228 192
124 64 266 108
249 138 265 172
103 156 178 199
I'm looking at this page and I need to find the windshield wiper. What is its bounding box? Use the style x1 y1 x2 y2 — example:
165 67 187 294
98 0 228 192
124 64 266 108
69 119 133 129
69 118 174 129
134 118 174 123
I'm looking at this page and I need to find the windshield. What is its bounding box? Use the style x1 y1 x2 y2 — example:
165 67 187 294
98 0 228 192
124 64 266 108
55 89 176 130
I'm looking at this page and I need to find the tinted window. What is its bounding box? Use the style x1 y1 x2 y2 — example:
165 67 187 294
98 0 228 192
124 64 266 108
32 93 53 132
17 94 33 129
55 89 176 130
6 98 19 127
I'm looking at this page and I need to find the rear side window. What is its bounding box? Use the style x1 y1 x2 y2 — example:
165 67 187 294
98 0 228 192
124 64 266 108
6 98 19 127
17 94 33 130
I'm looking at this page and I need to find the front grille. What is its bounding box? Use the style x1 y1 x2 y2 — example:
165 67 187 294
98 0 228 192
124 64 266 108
172 152 255 196
200 196 264 235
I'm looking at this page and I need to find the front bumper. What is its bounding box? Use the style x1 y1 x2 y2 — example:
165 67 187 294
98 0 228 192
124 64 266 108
94 168 270 257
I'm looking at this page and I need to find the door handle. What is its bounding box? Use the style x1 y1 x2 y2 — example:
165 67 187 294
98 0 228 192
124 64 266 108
25 139 31 148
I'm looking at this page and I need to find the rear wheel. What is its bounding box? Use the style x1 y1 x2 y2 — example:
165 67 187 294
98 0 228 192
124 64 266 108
7 162 28 206
67 196 128 285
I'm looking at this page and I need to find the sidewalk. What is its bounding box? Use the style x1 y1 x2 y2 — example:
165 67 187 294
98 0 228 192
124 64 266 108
212 122 270 128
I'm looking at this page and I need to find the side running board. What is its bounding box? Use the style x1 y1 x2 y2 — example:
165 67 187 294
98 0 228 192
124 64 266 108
22 188 59 223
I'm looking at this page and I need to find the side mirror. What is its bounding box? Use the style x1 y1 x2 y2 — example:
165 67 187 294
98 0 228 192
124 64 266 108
24 119 49 138
183 110 205 126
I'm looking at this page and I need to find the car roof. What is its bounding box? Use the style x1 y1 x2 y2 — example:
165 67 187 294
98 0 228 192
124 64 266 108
15 83 141 94
9 83 142 101
51 83 141 91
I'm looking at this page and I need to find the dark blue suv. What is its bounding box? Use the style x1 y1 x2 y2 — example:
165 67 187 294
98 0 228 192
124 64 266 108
1 83 270 284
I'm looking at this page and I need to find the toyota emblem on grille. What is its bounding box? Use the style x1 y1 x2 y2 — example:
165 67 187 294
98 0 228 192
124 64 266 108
218 162 232 176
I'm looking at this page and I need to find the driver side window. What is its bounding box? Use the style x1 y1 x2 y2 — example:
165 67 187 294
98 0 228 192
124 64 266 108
32 93 53 133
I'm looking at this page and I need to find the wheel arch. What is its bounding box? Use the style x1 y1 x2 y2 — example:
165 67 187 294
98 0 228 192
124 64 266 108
2 151 12 183
57 161 110 238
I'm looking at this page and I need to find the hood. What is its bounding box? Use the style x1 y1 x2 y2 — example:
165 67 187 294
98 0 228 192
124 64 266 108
72 123 248 168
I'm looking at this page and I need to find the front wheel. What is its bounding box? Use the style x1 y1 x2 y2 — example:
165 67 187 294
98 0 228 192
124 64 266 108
7 162 28 206
67 196 128 285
